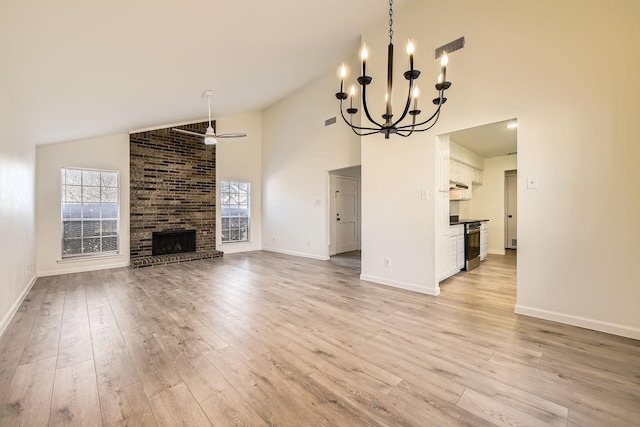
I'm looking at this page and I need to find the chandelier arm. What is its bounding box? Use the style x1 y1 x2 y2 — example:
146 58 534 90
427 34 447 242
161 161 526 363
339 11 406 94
400 110 442 133
390 79 415 128
343 118 382 136
395 97 443 130
396 116 417 137
352 128 384 136
338 101 383 132
360 83 385 128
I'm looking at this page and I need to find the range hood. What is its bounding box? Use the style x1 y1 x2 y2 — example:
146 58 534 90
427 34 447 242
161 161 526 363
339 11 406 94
449 180 469 201
449 181 469 190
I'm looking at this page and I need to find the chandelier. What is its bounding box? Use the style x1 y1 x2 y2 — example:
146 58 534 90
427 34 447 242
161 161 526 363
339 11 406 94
335 0 452 139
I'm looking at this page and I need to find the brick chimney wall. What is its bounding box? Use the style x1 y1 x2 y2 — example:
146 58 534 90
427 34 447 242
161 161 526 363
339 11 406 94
129 121 216 260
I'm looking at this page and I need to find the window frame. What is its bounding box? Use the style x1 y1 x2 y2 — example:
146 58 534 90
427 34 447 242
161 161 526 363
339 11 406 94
220 180 251 244
60 167 120 259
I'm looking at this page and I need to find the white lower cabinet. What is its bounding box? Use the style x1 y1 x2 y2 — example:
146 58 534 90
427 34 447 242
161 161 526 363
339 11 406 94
442 224 464 280
480 221 488 261
456 232 465 271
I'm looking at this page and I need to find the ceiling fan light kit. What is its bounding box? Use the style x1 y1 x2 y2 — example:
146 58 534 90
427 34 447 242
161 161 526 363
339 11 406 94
172 90 246 145
335 0 453 139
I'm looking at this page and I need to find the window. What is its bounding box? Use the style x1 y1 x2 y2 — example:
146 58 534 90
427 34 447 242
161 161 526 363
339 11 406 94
220 181 250 243
61 168 119 258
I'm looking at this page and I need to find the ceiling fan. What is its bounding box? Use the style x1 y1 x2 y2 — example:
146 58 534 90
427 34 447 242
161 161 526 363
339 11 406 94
172 90 246 145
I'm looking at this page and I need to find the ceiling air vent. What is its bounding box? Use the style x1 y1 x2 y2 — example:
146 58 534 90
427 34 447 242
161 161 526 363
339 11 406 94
435 37 465 59
325 117 337 126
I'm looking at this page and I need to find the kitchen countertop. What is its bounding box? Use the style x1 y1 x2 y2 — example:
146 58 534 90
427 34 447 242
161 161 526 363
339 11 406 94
450 219 489 226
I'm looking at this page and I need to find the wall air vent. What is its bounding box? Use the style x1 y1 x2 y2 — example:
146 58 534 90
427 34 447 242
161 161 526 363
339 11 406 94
435 37 465 59
325 117 337 126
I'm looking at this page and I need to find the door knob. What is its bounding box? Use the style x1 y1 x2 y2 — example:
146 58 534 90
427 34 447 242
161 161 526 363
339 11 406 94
508 215 513 218
337 218 341 221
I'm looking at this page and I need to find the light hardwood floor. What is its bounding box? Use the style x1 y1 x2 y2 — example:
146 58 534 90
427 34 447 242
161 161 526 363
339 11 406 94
0 251 638 426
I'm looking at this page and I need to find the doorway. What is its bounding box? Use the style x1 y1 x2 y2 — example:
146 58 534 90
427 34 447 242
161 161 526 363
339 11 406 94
330 175 359 254
505 170 517 249
328 166 361 261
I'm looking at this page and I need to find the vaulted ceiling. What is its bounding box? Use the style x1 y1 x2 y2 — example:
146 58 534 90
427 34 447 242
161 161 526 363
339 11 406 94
0 0 412 145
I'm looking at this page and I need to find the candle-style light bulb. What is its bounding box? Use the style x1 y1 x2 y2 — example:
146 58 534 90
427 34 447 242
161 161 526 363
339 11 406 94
349 85 356 109
407 41 415 55
361 44 369 61
407 40 415 70
440 52 449 83
440 53 449 67
438 73 443 84
361 44 368 77
339 63 347 92
412 86 419 110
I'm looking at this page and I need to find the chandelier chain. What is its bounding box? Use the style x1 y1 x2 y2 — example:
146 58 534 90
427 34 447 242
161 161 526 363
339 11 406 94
388 0 393 43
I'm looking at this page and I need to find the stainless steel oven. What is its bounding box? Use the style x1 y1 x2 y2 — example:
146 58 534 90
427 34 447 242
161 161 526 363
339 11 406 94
464 222 481 271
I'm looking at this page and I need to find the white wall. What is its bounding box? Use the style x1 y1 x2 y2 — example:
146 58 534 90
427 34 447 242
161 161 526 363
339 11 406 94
36 134 130 276
0 82 37 335
261 50 361 260
215 111 263 253
356 0 640 338
467 155 518 255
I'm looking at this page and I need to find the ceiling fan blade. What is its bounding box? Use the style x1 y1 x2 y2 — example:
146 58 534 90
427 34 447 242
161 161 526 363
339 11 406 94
216 133 247 138
172 128 205 137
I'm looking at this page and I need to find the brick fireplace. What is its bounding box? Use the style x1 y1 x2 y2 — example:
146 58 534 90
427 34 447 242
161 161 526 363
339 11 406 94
129 121 223 268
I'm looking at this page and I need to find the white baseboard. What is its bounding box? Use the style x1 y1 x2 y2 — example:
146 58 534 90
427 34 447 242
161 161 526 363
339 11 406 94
488 249 506 255
0 273 38 338
360 274 440 296
262 247 330 261
38 261 130 277
219 245 261 254
515 304 640 340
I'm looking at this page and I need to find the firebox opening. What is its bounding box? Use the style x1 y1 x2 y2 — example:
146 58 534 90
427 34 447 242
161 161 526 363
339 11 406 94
152 230 196 256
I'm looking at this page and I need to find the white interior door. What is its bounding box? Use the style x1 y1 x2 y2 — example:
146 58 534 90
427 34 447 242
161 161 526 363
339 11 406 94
334 176 359 254
505 171 517 249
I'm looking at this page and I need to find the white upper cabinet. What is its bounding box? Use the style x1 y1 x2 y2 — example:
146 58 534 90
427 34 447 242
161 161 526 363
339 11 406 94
449 159 483 200
473 168 483 185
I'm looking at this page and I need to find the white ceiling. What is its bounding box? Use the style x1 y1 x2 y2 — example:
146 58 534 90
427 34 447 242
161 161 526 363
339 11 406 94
0 0 412 145
448 119 518 159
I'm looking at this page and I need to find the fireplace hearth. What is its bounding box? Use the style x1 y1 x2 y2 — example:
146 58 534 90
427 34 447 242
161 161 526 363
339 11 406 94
152 230 196 256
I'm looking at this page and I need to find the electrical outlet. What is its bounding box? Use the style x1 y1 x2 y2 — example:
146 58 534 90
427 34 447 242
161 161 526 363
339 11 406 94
384 258 391 267
421 189 429 200
527 176 538 189
272 237 276 243
307 241 311 247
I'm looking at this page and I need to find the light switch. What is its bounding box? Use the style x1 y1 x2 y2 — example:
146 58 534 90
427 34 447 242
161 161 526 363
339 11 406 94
527 176 538 189
421 189 429 200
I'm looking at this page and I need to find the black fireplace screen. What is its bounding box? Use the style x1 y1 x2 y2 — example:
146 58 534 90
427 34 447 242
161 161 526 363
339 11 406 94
152 230 196 256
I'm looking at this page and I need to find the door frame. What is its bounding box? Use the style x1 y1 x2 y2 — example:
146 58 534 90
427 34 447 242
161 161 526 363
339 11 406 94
328 173 361 256
504 169 517 249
